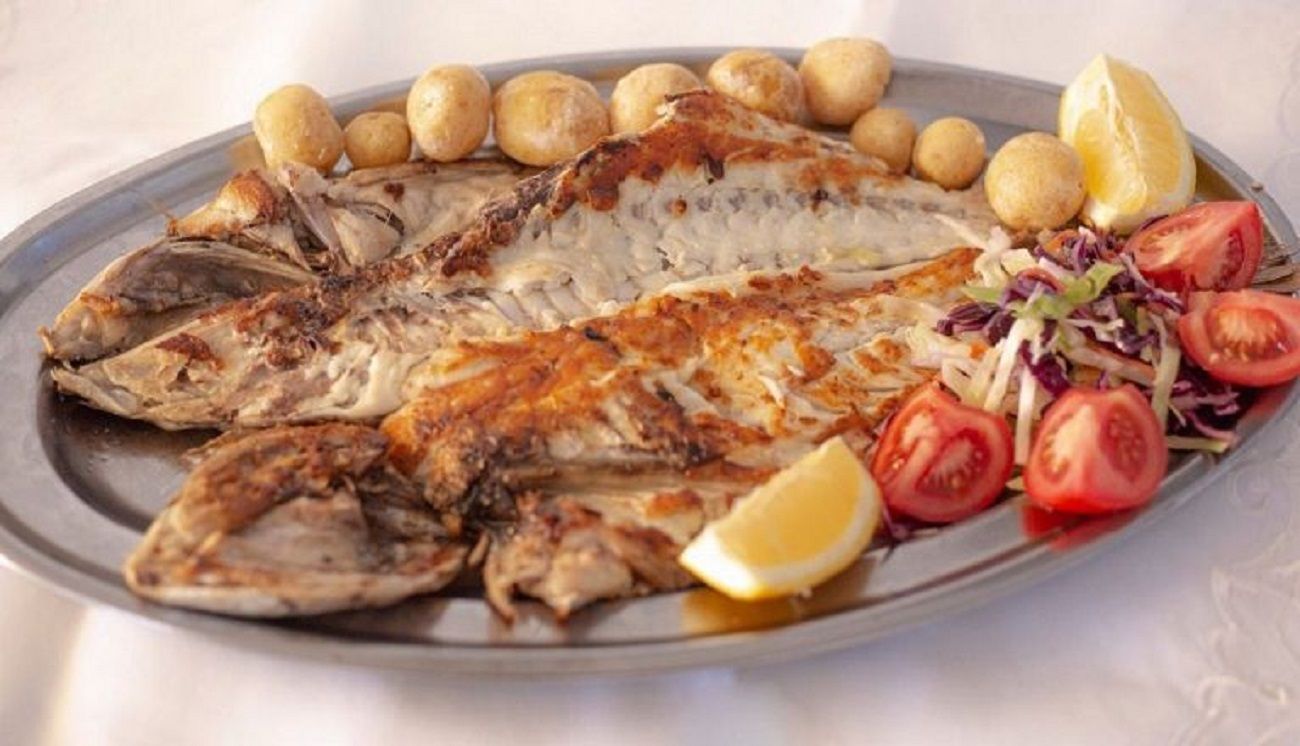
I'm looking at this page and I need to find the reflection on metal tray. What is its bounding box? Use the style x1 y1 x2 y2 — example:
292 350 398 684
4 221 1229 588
0 48 1295 675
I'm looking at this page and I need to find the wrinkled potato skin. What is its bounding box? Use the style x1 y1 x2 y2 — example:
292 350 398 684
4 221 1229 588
849 107 916 174
610 63 702 133
253 84 345 172
492 71 610 167
912 117 986 190
344 112 412 169
985 132 1086 230
406 64 491 162
706 49 803 122
799 38 892 125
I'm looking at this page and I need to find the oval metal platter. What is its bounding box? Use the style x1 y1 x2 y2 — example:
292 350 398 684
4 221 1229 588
0 48 1296 676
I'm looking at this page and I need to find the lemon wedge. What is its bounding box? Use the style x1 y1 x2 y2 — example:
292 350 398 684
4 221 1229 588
1059 54 1195 233
678 437 881 601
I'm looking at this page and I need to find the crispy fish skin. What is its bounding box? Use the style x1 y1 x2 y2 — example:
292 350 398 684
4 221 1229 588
124 249 975 619
41 160 527 362
55 92 999 431
124 423 467 617
388 249 979 490
384 248 977 616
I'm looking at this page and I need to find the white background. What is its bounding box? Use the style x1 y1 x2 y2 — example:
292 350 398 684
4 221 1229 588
2 1 1299 743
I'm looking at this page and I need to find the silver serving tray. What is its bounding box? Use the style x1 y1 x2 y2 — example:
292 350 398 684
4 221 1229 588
0 48 1295 676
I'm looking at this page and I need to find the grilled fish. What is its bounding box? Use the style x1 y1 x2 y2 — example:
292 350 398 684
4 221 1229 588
42 159 527 362
126 248 978 618
124 423 468 616
54 91 999 431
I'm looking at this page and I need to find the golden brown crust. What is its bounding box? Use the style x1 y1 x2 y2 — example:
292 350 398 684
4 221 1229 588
172 423 387 535
124 423 469 617
168 170 284 239
442 91 896 276
385 248 978 505
219 92 903 366
124 249 976 619
163 94 808 369
153 332 219 367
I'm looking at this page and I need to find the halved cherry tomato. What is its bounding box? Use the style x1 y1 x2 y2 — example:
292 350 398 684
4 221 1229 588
1024 384 1167 514
1125 201 1263 292
870 384 1013 524
1177 289 1300 386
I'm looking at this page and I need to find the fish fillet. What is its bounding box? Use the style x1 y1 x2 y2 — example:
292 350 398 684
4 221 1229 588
42 159 527 361
54 91 999 431
126 248 977 618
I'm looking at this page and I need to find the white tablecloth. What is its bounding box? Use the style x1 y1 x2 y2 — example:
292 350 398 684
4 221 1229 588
2 1 1298 743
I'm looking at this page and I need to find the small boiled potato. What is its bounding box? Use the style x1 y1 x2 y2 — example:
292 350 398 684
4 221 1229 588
985 132 1086 230
253 84 345 172
706 49 803 121
799 37 892 126
849 107 916 174
912 117 986 190
407 64 491 162
609 63 702 133
344 112 411 169
492 71 610 167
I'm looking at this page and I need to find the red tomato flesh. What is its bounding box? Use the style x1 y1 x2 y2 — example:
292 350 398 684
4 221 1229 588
1177 289 1300 386
1126 201 1263 292
870 384 1014 524
1024 385 1167 514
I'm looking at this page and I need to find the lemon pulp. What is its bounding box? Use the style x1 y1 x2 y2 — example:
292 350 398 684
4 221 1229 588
678 437 881 600
1059 54 1195 233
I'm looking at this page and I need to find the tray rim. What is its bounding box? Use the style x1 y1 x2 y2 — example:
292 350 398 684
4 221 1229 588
1 47 1296 677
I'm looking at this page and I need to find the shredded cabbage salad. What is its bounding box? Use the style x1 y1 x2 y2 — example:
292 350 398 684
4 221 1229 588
917 227 1246 465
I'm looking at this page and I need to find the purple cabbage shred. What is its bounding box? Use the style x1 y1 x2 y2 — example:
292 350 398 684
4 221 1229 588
934 228 1248 442
1017 344 1072 396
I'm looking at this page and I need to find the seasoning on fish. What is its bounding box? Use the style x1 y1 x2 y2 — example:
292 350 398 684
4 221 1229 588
52 92 1000 431
124 423 468 616
125 248 976 618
